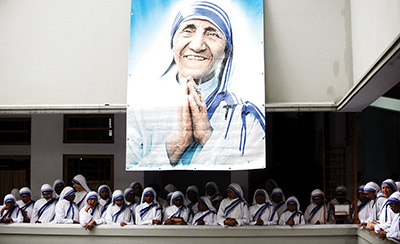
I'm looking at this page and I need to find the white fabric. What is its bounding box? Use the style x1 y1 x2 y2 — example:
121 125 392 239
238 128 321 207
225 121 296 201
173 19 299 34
386 213 400 243
16 199 34 220
79 204 105 227
304 202 331 224
1 194 23 223
105 190 134 225
55 199 79 224
356 199 370 223
278 210 305 225
217 198 250 226
374 198 396 232
126 68 265 170
185 185 199 215
163 204 190 223
30 198 57 224
192 210 217 225
249 189 277 226
135 189 162 226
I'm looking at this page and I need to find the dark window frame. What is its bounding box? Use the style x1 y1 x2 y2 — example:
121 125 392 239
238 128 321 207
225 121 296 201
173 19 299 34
63 114 114 143
0 118 31 145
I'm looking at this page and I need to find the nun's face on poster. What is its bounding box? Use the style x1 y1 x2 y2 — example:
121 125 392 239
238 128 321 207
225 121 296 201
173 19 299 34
172 19 227 83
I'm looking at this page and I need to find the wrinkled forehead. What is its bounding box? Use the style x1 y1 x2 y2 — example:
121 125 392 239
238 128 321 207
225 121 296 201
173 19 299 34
170 1 232 47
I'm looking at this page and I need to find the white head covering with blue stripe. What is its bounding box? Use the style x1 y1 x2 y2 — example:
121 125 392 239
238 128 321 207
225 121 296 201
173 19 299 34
4 194 16 205
382 179 398 193
59 186 75 200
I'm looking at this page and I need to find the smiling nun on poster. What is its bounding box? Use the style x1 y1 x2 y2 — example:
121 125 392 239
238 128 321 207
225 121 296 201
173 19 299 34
126 0 265 170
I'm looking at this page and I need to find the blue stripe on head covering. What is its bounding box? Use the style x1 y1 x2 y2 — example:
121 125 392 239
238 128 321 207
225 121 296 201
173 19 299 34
113 195 124 202
382 180 397 193
227 186 241 199
64 189 76 199
170 1 232 53
312 194 324 200
286 199 298 209
172 194 183 202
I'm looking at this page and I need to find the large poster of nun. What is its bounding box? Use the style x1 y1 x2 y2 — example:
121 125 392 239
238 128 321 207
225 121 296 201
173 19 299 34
126 0 265 170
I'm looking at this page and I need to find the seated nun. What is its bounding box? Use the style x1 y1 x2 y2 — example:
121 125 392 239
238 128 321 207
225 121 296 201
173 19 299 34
192 196 217 225
368 179 398 232
278 196 305 226
97 185 112 217
55 186 79 224
163 191 190 225
105 190 134 226
205 181 223 210
79 191 105 230
135 187 162 225
0 194 23 223
31 184 57 223
217 183 250 226
249 189 277 226
377 192 400 243
185 185 199 217
16 187 35 223
304 189 332 224
270 187 286 221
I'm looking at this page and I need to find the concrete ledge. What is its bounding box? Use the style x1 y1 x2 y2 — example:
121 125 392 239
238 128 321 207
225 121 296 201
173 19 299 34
0 224 388 244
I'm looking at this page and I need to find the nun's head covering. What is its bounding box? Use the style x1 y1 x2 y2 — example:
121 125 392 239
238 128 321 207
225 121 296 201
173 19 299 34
53 179 65 190
141 187 157 204
98 185 111 196
112 190 125 204
198 196 216 212
382 179 398 193
41 184 53 195
129 181 142 189
205 182 220 196
85 191 98 204
286 196 300 212
396 182 400 192
11 188 20 201
357 185 365 193
19 187 32 197
167 192 174 205
310 189 324 203
271 188 286 202
364 181 380 193
227 183 244 199
72 174 91 192
252 189 271 205
170 1 232 55
59 186 75 200
186 185 199 199
170 191 185 206
124 187 135 200
335 185 347 195
3 194 16 205
388 192 400 205
164 184 177 194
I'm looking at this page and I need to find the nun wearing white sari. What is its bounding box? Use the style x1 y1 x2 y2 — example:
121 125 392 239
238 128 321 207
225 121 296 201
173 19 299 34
205 181 223 209
192 196 217 225
72 174 91 210
0 194 23 223
217 183 250 226
249 189 277 226
30 184 57 224
380 192 400 243
185 185 199 216
98 185 112 217
124 187 138 220
355 185 370 223
304 189 333 224
16 187 35 223
371 179 398 232
270 187 286 221
79 191 105 230
55 186 79 224
53 179 65 200
363 181 381 223
278 196 304 226
105 190 134 226
135 187 162 225
163 191 191 225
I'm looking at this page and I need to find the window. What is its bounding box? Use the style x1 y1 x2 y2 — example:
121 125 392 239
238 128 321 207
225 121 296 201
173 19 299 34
63 155 114 190
0 156 30 200
0 118 31 145
64 114 114 143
